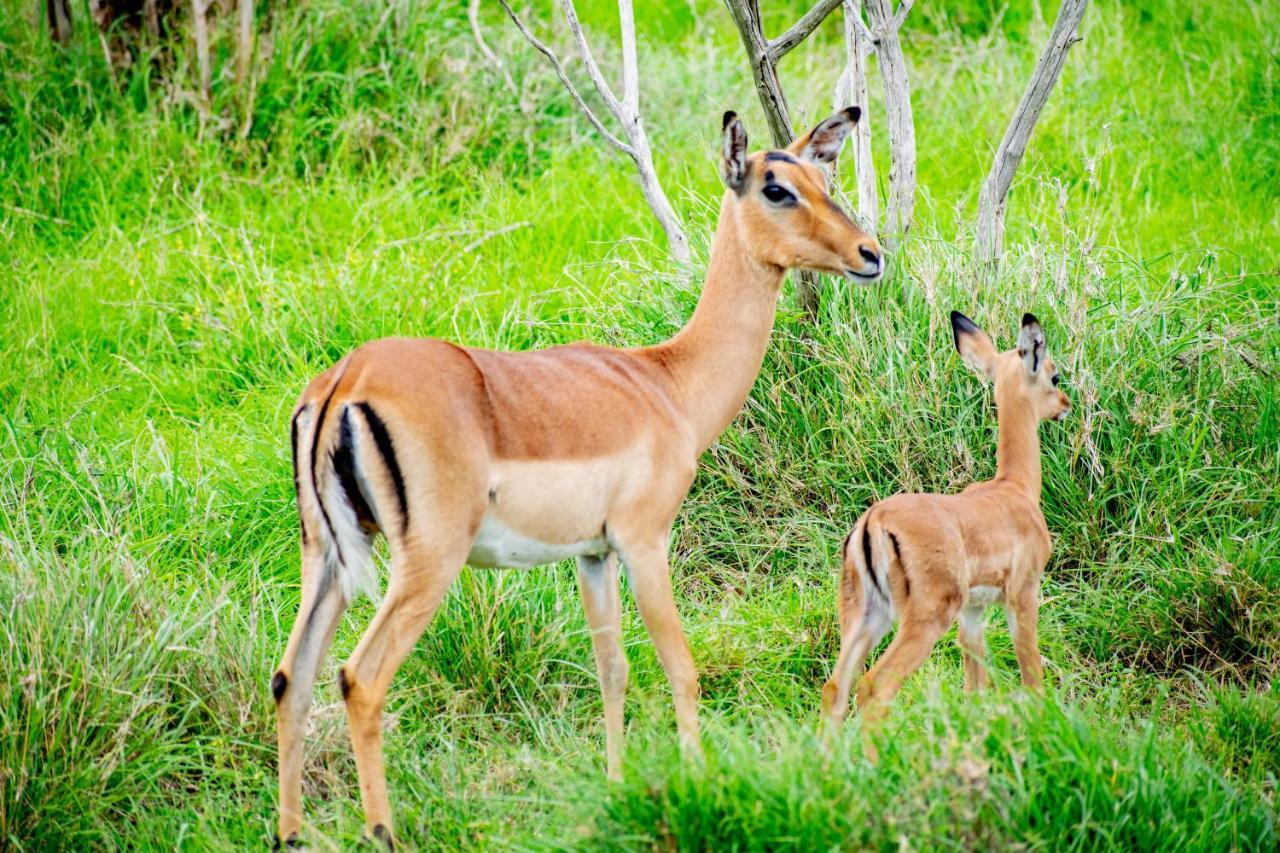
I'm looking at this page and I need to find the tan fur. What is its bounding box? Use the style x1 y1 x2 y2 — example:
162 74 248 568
821 312 1071 751
272 111 880 845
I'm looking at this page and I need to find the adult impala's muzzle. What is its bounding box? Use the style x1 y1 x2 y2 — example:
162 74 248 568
844 243 884 282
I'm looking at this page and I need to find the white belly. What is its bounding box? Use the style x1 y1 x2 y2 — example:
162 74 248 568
466 513 609 569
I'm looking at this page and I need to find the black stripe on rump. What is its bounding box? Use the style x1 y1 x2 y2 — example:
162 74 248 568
887 531 909 598
310 362 350 565
861 517 886 600
354 402 409 535
290 410 308 544
332 406 378 532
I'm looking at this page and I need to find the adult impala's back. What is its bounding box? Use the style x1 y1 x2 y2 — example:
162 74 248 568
272 109 880 847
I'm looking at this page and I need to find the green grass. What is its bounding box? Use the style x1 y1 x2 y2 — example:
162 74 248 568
1 0 1277 848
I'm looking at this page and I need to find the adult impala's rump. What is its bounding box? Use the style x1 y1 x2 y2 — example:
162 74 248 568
272 109 880 848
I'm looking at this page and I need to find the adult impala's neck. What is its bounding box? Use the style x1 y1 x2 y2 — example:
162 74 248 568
650 193 785 452
993 383 1042 501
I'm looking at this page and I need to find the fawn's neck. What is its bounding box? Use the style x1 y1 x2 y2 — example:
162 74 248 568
649 193 785 453
993 382 1043 501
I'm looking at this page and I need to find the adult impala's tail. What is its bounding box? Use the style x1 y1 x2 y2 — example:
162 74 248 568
290 360 399 603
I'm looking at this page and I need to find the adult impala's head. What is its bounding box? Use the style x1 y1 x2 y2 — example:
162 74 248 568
720 108 883 283
952 310 1071 422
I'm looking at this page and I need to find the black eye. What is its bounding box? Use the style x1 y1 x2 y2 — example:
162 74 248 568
1051 374 1061 387
762 184 795 205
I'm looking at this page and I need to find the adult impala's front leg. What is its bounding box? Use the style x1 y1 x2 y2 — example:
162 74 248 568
615 534 701 756
577 552 628 779
339 542 467 847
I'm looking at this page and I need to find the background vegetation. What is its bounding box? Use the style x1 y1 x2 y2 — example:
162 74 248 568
1 0 1276 848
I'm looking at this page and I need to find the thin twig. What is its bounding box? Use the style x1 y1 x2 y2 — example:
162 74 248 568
498 0 632 155
558 0 624 118
768 0 844 61
468 0 517 94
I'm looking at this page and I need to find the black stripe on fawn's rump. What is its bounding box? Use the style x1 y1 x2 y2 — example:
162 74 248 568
332 407 377 532
887 531 909 598
861 520 886 600
355 402 409 535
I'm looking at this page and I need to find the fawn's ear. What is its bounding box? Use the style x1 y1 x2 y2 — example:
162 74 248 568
721 111 749 190
787 106 860 164
1017 313 1047 375
951 310 997 381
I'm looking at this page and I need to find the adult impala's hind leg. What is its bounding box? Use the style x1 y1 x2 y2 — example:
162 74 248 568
577 553 628 780
274 545 348 845
339 542 467 846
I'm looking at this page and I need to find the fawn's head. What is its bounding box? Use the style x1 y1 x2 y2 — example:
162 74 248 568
720 108 882 282
951 311 1071 422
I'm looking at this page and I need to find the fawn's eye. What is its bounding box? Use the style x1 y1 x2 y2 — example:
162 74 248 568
762 184 795 205
1051 374 1061 387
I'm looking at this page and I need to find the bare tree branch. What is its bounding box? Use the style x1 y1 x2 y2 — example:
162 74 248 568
498 0 632 155
192 0 211 121
501 0 689 265
863 0 915 247
768 0 843 62
46 0 73 44
469 0 518 94
834 0 878 231
725 0 845 318
558 0 624 118
976 0 1088 273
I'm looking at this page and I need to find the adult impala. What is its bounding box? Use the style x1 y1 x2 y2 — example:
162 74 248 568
273 109 881 847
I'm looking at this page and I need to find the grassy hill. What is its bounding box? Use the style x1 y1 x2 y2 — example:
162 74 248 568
1 0 1276 847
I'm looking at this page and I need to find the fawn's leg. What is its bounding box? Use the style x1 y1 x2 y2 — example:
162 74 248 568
822 603 892 723
956 603 990 691
1007 583 1043 689
577 552 629 780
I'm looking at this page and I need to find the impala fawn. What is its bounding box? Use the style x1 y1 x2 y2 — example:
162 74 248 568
822 311 1070 733
272 109 881 848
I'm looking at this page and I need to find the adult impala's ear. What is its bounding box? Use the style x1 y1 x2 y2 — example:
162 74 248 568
787 106 860 164
951 310 997 381
721 111 748 190
1017 313 1047 375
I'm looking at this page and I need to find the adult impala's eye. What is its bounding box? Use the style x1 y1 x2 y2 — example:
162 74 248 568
762 184 795 205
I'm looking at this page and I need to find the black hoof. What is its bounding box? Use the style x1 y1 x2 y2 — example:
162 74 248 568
371 824 394 850
272 832 300 850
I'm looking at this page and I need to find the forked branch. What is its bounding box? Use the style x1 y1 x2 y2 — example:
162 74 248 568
861 0 915 248
976 0 1089 274
724 0 845 317
500 0 690 265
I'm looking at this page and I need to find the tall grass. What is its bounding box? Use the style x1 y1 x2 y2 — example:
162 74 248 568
1 0 1276 847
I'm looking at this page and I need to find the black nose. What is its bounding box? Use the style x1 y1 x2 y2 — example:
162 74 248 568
859 245 880 266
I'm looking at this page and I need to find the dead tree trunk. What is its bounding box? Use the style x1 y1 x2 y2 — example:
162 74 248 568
46 0 73 44
975 0 1088 275
192 0 211 120
834 0 877 231
724 0 843 318
501 0 690 267
862 0 915 249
